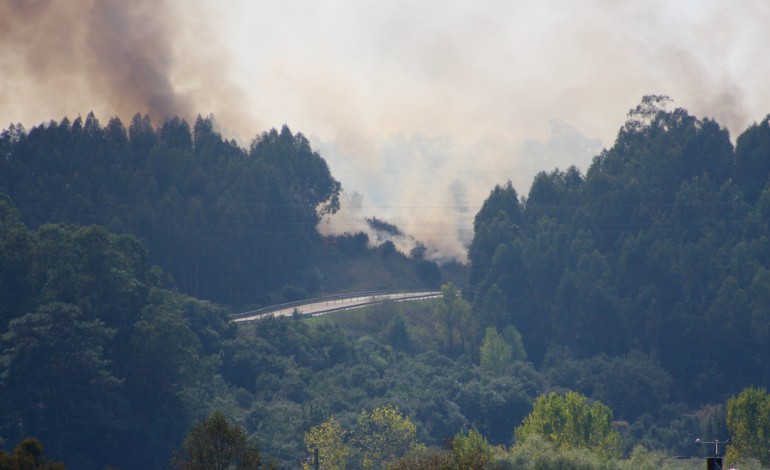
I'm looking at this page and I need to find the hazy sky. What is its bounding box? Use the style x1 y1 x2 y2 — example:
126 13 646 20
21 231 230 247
2 0 769 261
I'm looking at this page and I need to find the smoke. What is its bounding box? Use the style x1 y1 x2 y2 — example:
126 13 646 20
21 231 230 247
314 123 602 262
0 0 229 126
86 2 191 120
3 1 769 136
3 0 770 262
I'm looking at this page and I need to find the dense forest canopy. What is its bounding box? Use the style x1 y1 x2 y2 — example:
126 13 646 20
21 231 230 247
0 114 340 306
2 96 770 468
0 196 234 468
469 95 770 405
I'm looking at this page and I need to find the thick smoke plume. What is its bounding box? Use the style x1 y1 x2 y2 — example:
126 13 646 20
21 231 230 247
0 0 194 123
3 0 770 262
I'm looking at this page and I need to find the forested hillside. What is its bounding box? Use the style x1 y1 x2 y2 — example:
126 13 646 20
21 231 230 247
0 115 341 306
469 95 770 412
2 96 770 469
0 198 234 468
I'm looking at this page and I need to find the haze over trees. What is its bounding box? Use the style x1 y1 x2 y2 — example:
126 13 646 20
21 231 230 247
1 96 770 468
469 95 770 409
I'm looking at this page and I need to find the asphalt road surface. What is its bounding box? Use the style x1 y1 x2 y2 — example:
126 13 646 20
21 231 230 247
233 291 442 323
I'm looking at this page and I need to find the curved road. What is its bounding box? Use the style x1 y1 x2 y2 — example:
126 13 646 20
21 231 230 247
232 291 442 324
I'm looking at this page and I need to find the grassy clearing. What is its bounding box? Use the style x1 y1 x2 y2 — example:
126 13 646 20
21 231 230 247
304 298 442 343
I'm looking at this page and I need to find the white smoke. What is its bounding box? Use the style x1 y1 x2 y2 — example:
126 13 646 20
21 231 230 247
2 0 769 262
314 121 602 262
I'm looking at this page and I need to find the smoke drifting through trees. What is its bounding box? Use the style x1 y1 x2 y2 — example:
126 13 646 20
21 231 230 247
314 124 602 262
3 0 770 262
0 0 191 122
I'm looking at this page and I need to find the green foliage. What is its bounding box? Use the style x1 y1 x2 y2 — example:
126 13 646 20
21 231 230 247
468 96 770 417
386 313 412 351
251 125 341 222
450 428 495 469
501 325 527 362
1 291 125 465
0 116 341 306
387 448 452 470
0 438 66 470
354 405 425 468
281 284 309 302
303 416 351 470
499 436 705 470
477 284 509 335
300 406 424 469
735 115 770 203
379 240 397 258
126 288 217 419
6 100 770 468
480 327 514 376
415 259 442 287
0 196 35 329
1 303 122 454
273 300 542 455
726 387 770 466
387 428 494 470
542 350 671 422
477 324 528 372
0 201 232 469
171 411 271 470
391 434 704 470
434 283 473 356
515 392 621 459
367 217 402 236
